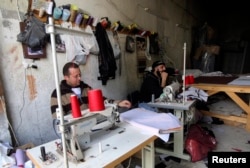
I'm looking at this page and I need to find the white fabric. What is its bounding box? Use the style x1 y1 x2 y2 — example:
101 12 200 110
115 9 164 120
61 30 99 64
120 108 182 142
71 87 81 98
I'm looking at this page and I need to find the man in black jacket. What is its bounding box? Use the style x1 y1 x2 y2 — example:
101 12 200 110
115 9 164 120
140 61 168 103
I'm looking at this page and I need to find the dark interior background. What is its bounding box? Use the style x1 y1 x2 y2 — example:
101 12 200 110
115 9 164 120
191 0 250 74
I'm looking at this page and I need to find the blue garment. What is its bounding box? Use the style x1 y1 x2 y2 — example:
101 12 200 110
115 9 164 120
138 102 158 112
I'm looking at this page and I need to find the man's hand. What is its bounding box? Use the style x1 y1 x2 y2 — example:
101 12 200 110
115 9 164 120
160 71 168 87
118 100 131 108
160 71 168 79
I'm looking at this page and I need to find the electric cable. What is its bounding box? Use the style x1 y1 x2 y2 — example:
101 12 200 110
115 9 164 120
16 0 21 21
15 68 27 142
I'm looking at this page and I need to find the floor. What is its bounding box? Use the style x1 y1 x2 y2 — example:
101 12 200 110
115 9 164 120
120 122 250 168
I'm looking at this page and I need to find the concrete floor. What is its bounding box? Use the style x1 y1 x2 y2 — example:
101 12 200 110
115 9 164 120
121 123 250 168
157 123 250 168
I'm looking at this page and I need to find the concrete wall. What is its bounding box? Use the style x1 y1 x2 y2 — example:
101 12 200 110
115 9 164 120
0 0 199 146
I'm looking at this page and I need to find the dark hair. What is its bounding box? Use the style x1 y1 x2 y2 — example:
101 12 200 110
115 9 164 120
63 62 79 76
151 61 165 71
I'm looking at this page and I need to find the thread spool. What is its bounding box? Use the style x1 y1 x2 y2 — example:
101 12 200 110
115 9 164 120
88 89 105 112
185 75 190 85
87 16 93 25
75 13 83 26
70 94 82 118
62 9 70 21
16 149 26 166
69 4 78 22
81 14 89 27
189 75 194 84
53 7 62 20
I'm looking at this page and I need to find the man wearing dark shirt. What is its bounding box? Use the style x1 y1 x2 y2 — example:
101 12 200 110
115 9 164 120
140 60 168 103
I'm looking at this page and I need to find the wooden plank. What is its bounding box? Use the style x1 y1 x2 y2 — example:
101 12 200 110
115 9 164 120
192 83 250 131
247 114 250 131
226 92 250 114
200 110 247 124
192 84 250 93
207 90 220 96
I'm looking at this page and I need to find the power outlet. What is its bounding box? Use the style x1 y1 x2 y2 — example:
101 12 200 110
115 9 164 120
22 61 38 69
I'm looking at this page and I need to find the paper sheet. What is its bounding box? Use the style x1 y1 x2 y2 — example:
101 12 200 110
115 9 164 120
120 108 182 142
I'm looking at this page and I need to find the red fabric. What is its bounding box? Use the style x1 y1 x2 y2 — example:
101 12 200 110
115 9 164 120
185 124 217 162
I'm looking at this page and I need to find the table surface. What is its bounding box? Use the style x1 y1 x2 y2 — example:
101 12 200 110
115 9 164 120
26 122 157 168
148 100 196 110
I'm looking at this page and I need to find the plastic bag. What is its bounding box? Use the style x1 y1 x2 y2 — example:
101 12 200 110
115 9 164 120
17 14 47 50
185 124 217 162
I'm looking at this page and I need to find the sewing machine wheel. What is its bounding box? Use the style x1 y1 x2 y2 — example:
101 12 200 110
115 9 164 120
185 106 195 124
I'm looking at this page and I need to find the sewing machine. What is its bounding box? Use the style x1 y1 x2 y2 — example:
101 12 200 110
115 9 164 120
158 81 181 102
156 81 196 125
55 102 121 163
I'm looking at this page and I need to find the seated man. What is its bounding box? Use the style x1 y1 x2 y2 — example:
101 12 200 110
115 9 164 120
50 62 131 118
140 60 168 102
139 60 168 111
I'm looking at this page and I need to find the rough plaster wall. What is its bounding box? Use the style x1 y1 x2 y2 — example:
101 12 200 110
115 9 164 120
0 0 195 146
0 77 11 143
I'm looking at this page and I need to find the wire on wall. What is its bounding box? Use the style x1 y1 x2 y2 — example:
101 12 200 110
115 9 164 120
16 0 21 21
15 68 28 145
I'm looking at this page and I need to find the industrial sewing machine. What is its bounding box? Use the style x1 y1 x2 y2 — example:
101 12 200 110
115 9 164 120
55 101 121 163
158 81 181 102
156 81 196 125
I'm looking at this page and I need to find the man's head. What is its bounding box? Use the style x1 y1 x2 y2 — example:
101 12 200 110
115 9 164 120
63 62 81 87
152 60 166 73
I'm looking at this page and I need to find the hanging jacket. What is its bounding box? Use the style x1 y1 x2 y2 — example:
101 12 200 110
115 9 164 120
95 22 117 85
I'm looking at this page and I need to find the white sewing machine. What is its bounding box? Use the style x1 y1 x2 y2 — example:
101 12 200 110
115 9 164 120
158 81 181 102
55 102 121 162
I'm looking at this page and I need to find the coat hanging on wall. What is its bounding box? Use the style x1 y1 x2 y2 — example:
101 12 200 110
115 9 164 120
95 22 117 85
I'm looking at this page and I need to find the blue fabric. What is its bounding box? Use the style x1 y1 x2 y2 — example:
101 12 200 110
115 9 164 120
138 102 158 112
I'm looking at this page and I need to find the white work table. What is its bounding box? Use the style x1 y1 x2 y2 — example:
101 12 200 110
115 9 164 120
26 122 157 168
148 100 196 161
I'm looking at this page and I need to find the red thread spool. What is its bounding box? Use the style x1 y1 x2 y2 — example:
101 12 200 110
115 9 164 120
70 94 82 118
185 75 190 85
88 89 105 112
189 75 194 84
